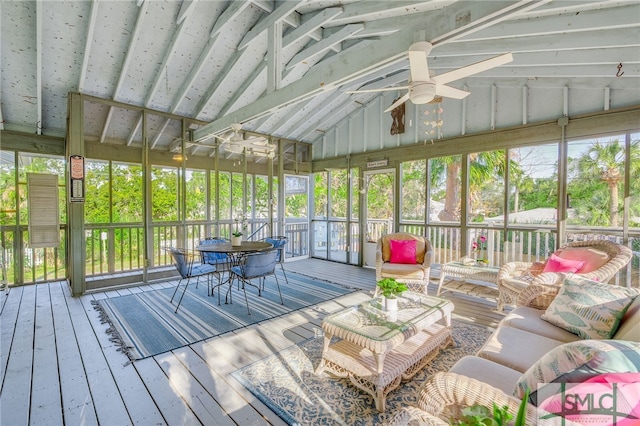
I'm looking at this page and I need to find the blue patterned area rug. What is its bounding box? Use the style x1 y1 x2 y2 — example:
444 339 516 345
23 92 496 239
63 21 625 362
232 321 493 425
93 271 355 360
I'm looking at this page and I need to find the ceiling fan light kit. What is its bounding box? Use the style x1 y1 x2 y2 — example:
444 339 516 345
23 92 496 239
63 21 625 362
409 82 437 104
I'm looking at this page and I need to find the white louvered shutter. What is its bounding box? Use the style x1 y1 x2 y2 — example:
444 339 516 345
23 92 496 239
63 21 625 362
28 173 60 248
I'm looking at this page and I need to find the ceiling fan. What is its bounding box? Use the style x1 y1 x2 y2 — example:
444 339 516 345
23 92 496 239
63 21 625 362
213 123 275 155
348 41 513 113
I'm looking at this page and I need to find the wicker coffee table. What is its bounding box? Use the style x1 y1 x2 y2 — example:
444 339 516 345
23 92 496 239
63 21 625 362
436 261 501 309
315 292 454 412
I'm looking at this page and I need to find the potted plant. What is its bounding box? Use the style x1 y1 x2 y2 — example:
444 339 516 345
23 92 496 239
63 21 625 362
454 389 529 426
376 278 408 312
231 230 243 246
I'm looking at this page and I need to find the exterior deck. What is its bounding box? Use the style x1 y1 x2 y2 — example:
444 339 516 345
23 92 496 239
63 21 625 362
1 259 505 426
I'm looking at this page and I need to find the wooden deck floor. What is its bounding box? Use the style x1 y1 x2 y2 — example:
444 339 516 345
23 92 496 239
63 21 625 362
0 259 506 426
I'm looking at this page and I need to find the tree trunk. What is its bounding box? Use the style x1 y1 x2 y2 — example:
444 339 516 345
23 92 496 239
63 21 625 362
609 181 619 227
439 161 460 221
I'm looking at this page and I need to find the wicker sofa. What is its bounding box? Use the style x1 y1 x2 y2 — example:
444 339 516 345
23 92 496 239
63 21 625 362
497 240 633 309
388 281 640 424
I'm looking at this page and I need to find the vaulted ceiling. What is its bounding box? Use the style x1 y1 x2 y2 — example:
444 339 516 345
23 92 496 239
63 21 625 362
2 0 639 159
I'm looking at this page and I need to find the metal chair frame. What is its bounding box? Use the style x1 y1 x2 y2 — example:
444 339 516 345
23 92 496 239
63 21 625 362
261 236 289 286
166 247 216 313
230 250 283 315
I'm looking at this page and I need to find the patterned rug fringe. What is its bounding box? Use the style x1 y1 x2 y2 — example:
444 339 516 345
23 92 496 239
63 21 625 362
91 300 135 364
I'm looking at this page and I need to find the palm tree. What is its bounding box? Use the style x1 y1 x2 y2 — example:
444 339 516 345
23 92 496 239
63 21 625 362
575 139 639 227
430 151 512 221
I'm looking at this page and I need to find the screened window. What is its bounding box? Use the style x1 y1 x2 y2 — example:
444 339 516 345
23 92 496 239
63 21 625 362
401 160 426 222
428 155 461 223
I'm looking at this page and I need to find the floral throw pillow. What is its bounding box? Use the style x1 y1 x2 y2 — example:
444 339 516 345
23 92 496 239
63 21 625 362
541 277 640 339
513 340 640 403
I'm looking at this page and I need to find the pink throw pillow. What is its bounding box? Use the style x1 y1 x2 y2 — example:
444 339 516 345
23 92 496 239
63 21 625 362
542 253 585 273
389 239 417 264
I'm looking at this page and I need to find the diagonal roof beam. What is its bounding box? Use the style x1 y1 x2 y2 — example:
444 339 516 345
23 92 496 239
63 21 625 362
209 1 253 38
176 0 197 26
285 24 364 70
194 1 543 141
238 1 302 50
36 0 43 135
218 7 344 116
99 1 149 143
78 0 100 93
325 0 458 27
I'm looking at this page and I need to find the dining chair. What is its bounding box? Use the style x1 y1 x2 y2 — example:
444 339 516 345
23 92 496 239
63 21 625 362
230 250 283 315
198 237 231 291
262 236 289 285
166 247 216 313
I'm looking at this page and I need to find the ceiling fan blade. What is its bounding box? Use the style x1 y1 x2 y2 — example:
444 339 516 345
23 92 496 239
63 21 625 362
212 134 229 143
434 84 470 100
347 86 409 94
432 53 513 85
408 50 429 83
384 93 410 113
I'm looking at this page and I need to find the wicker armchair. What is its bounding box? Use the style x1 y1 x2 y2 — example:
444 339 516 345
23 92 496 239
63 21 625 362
375 232 433 294
498 240 632 309
415 372 539 424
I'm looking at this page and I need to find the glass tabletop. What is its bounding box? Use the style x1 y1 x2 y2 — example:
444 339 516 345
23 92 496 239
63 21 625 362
322 291 452 342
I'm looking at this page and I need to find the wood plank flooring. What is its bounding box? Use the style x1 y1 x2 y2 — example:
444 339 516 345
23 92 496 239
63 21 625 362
0 259 506 425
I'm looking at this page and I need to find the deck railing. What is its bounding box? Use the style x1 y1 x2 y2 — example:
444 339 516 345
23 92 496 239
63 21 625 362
2 220 638 288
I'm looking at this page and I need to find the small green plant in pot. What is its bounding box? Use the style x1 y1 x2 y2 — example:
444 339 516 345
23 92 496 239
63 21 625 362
376 278 408 312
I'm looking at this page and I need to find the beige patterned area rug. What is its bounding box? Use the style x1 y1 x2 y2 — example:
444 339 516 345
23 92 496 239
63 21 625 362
232 320 493 425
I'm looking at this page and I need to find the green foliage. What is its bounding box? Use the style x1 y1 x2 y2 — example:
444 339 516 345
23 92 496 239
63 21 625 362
376 278 408 298
453 389 529 426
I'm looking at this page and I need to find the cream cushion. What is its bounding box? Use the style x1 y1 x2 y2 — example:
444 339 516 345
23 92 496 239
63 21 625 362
379 262 427 281
477 327 565 373
501 307 582 343
613 296 640 341
449 355 522 395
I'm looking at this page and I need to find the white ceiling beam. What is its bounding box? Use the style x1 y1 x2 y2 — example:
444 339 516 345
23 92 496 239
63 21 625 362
218 7 345 117
209 1 253 38
272 93 337 137
461 3 640 40
297 100 360 141
428 47 640 70
251 0 300 29
78 0 100 93
517 0 639 19
238 1 302 50
465 64 640 79
194 39 262 118
324 0 457 27
176 0 197 26
100 1 149 143
144 20 192 107
267 21 283 93
36 0 43 135
219 63 268 117
285 24 364 70
432 0 553 45
193 1 549 140
283 7 343 45
437 27 640 56
170 4 242 117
